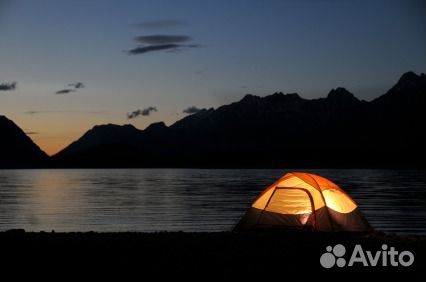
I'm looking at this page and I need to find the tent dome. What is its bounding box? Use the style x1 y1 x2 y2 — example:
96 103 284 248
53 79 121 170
235 172 371 232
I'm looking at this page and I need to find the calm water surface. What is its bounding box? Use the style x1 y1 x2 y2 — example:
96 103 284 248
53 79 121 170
0 169 424 234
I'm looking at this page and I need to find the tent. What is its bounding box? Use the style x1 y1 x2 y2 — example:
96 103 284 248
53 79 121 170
235 172 371 232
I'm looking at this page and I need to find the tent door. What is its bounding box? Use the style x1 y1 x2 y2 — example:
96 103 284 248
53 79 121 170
257 187 316 230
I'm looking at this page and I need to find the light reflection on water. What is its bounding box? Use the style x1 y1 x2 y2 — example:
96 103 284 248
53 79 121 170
0 169 424 234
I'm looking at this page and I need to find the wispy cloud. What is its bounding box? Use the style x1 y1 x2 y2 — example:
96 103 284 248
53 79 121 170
128 43 200 55
126 28 201 55
128 44 179 55
55 89 76 94
135 35 191 44
25 110 107 115
0 81 17 91
25 131 39 135
68 82 85 89
183 106 202 114
127 107 157 119
55 82 85 94
135 19 187 29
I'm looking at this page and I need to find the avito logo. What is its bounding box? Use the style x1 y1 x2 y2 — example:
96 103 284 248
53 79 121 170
320 244 414 268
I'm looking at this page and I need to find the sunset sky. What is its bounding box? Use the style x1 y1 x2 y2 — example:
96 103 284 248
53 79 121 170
0 0 424 155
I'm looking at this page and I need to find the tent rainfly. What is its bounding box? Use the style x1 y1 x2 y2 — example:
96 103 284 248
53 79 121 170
235 172 371 232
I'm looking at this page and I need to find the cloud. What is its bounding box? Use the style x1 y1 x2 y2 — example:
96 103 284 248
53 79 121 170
183 106 202 114
128 44 180 55
25 110 44 114
55 89 76 94
127 107 157 119
136 20 187 29
135 35 191 44
68 82 85 89
0 81 17 91
127 43 200 55
127 31 201 55
25 131 39 135
55 82 85 94
25 110 107 115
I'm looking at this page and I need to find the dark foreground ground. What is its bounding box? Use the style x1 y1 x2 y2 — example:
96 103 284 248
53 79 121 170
1 230 425 279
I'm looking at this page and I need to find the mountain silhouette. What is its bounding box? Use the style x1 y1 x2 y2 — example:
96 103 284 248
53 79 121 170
1 71 424 168
50 71 425 168
0 116 48 168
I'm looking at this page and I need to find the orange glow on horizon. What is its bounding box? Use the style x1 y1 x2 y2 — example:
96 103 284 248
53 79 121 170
33 138 73 156
14 113 180 156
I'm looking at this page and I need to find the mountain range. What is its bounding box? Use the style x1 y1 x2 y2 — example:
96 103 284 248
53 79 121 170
1 71 424 168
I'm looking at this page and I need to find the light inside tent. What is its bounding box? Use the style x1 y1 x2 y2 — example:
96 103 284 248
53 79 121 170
322 189 357 213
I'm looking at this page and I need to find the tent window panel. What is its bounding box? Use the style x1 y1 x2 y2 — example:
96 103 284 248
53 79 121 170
266 189 313 215
322 189 357 214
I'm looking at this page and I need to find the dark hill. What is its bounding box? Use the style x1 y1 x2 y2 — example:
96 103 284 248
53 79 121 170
0 116 48 168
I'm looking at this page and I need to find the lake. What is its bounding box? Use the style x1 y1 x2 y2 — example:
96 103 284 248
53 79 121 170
0 169 424 234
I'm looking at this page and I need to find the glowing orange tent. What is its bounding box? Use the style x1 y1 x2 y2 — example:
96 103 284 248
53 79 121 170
235 172 371 232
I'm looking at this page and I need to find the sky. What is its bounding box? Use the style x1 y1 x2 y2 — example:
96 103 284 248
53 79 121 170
0 0 424 155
